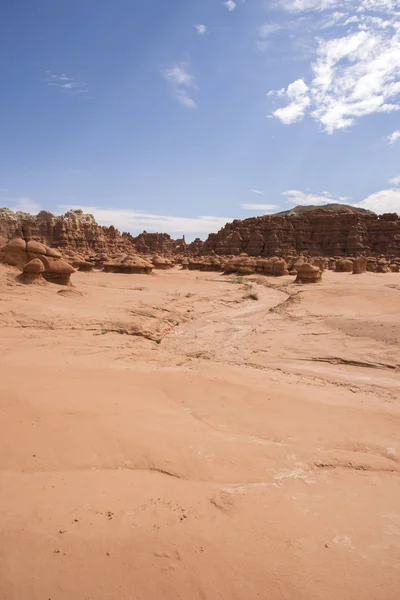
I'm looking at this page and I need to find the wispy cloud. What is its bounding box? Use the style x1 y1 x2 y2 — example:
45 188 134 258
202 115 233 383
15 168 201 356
268 1 400 133
195 24 207 35
0 194 41 214
283 189 347 205
241 203 279 211
388 130 400 144
250 189 264 195
162 63 198 109
257 22 283 51
223 1 237 11
389 175 400 186
58 205 230 237
45 72 88 94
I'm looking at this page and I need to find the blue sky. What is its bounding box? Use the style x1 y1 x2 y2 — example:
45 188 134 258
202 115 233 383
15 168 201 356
1 0 399 238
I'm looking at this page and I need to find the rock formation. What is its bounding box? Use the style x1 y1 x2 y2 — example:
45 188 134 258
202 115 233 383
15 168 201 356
197 206 400 258
295 263 322 284
0 209 184 257
0 234 75 285
352 257 367 275
103 256 153 274
20 258 45 284
2 205 400 263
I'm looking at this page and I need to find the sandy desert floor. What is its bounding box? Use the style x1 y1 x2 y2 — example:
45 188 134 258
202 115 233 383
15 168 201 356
0 264 399 600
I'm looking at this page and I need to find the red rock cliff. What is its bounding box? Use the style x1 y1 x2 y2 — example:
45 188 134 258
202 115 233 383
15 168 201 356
195 206 400 257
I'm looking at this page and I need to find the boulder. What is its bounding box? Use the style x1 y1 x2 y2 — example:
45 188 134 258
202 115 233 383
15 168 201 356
335 259 353 272
352 256 367 274
26 240 47 255
152 255 173 269
272 258 289 277
39 257 76 285
295 263 322 284
366 257 377 272
19 258 45 284
103 256 153 274
376 258 390 273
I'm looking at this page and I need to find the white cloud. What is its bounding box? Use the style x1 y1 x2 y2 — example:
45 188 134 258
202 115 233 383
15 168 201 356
282 186 400 214
162 63 198 109
283 189 342 205
269 2 400 133
195 24 207 35
279 0 340 11
356 188 400 213
272 79 310 124
389 175 400 185
388 130 400 144
58 206 230 236
257 22 283 50
1 196 41 214
250 189 264 195
241 203 279 211
223 1 237 11
46 72 88 93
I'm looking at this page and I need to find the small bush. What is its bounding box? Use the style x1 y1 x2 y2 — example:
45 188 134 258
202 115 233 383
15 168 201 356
244 292 259 301
231 276 245 285
155 338 162 345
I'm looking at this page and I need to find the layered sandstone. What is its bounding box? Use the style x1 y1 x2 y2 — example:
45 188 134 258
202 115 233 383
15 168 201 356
196 206 400 258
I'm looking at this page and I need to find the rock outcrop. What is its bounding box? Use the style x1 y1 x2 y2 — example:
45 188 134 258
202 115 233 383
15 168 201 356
197 206 400 258
103 256 153 274
0 234 75 285
2 205 400 262
295 263 322 284
0 209 184 257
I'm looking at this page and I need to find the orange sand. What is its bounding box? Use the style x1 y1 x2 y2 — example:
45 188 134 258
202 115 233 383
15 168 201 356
0 265 399 599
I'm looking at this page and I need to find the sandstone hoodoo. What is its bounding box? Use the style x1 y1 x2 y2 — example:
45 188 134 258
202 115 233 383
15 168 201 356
151 255 173 269
352 256 367 274
295 263 322 284
335 258 353 273
20 258 45 284
0 234 76 285
103 256 153 274
0 209 185 257
1 205 400 262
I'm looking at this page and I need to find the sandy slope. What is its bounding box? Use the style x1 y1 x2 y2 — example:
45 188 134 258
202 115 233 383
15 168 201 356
0 265 399 600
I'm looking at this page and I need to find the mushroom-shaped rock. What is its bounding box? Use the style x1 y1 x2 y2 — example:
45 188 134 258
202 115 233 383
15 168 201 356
1 237 28 267
103 256 153 274
20 258 45 283
335 259 353 273
152 255 173 269
38 257 76 285
237 258 257 276
272 258 289 277
180 258 189 270
376 258 390 273
293 258 305 273
352 257 367 274
295 263 322 284
45 246 62 258
3 237 26 251
26 240 47 255
78 261 94 272
23 258 45 273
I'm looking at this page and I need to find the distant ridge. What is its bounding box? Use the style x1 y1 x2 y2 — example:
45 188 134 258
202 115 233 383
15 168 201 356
274 204 373 216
